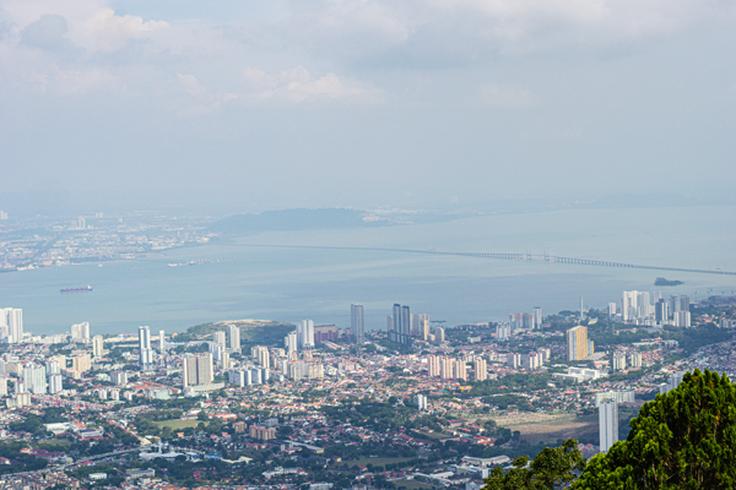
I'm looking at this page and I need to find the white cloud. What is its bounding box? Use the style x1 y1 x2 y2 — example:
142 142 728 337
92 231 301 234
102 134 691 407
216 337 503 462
1 0 168 53
242 66 381 103
173 66 381 115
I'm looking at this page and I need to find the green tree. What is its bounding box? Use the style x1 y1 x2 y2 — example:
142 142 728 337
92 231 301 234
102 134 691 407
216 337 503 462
575 369 736 489
484 439 583 490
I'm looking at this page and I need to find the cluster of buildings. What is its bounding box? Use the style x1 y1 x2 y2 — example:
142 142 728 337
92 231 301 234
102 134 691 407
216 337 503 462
0 287 732 487
386 303 445 346
619 290 692 327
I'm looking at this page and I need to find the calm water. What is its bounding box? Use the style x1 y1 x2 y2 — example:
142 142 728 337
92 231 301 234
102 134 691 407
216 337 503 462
2 206 735 335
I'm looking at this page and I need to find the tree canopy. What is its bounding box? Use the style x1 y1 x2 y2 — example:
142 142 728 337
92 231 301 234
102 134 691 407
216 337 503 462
484 369 736 490
575 369 736 489
484 439 584 490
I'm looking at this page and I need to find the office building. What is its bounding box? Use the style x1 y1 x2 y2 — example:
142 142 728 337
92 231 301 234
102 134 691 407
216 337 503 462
416 394 428 411
284 331 298 357
71 353 92 379
297 320 315 349
48 374 63 394
612 351 627 371
599 400 619 452
158 329 166 352
138 325 154 369
608 302 617 318
210 343 230 369
496 323 511 341
427 355 441 377
655 299 670 325
183 353 214 388
22 364 47 394
473 357 488 381
533 306 543 329
1 308 24 344
389 304 412 345
674 310 692 328
228 324 241 353
674 295 690 313
566 325 590 361
350 304 365 344
628 351 643 369
623 290 652 323
70 322 91 342
434 326 446 344
252 345 271 369
92 335 105 358
111 371 128 386
507 352 522 369
417 314 430 341
440 357 454 379
595 390 635 407
213 330 227 349
454 360 468 381
525 351 543 370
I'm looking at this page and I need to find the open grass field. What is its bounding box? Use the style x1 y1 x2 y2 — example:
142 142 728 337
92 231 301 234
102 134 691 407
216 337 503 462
491 411 598 444
343 456 415 469
392 479 436 489
152 418 202 430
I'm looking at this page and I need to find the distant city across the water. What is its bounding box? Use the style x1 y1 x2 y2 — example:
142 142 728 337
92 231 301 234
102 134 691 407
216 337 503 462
0 205 734 335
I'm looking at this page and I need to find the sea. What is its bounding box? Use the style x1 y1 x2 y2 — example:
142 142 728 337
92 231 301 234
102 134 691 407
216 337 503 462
1 205 735 335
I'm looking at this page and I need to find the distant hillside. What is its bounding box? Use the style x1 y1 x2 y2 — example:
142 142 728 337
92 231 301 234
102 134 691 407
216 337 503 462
210 208 377 234
178 319 294 347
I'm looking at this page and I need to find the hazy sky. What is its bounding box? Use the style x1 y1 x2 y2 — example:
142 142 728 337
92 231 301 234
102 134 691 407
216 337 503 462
1 0 735 213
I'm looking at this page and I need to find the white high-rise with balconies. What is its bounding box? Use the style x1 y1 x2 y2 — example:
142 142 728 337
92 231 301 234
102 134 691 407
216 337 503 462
599 400 619 452
1 308 24 344
297 320 315 349
138 325 154 369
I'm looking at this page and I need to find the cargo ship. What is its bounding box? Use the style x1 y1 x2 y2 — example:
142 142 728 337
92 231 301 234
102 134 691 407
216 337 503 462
60 285 94 294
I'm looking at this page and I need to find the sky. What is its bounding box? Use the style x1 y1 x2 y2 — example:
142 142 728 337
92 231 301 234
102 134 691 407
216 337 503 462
0 0 735 214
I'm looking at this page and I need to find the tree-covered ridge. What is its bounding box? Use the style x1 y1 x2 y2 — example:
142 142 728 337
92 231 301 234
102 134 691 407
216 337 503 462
484 369 736 490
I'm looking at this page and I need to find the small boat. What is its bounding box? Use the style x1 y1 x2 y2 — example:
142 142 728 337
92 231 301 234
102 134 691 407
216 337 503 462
60 285 94 294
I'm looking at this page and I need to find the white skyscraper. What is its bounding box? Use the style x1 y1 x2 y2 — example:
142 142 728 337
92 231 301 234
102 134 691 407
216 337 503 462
158 329 166 352
533 306 543 329
599 400 619 452
92 335 105 358
228 324 241 353
2 308 24 344
284 331 298 357
70 322 91 342
22 364 47 394
48 374 63 394
252 345 271 369
213 330 227 349
183 352 214 388
622 290 638 323
473 357 488 381
297 320 315 349
416 394 428 411
608 302 618 318
138 325 154 369
351 304 365 344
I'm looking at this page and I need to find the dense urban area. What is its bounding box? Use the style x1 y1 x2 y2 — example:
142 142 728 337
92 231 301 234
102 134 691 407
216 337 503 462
2 268 736 489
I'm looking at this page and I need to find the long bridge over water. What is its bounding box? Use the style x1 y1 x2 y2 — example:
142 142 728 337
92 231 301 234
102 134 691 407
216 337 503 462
245 244 736 277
